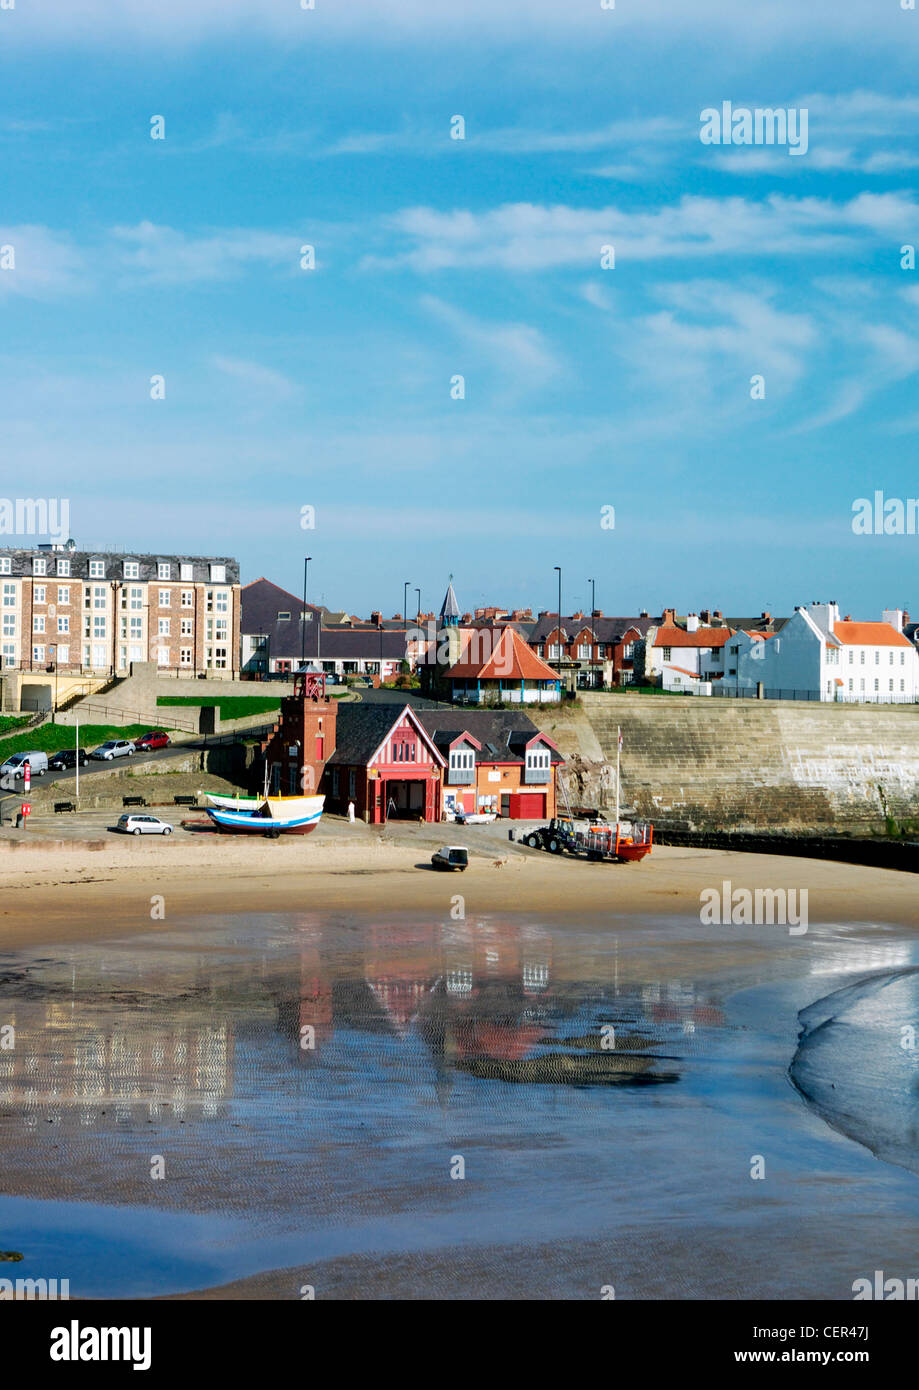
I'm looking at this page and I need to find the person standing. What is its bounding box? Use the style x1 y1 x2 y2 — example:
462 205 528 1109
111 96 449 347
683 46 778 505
348 799 355 823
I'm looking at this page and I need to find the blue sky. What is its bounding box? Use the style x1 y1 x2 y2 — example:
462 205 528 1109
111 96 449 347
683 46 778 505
2 0 918 620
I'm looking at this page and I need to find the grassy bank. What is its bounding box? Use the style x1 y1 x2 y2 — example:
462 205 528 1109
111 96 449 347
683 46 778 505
0 724 150 757
158 695 280 719
0 715 30 737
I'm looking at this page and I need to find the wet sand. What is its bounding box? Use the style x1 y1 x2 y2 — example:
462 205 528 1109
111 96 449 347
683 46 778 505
4 831 919 1299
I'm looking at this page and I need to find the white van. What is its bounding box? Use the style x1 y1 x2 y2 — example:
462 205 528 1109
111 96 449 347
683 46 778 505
0 750 49 778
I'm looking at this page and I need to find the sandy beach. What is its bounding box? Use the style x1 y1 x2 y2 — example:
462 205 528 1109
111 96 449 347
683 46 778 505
3 821 919 948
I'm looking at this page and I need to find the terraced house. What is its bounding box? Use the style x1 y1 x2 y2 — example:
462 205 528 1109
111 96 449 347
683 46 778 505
0 544 241 706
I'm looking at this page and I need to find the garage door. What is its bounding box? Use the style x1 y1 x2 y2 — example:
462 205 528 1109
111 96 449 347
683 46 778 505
508 792 545 819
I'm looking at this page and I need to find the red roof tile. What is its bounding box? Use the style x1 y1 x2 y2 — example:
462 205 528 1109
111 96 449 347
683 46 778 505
653 625 734 649
832 621 913 648
447 627 559 681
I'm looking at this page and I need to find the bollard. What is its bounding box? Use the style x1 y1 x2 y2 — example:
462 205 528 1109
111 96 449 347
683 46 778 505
508 828 516 841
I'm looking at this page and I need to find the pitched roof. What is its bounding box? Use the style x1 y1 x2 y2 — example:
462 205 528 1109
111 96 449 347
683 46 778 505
327 704 444 767
416 709 564 765
652 625 734 648
241 578 325 635
528 614 656 643
440 581 461 621
831 621 914 648
446 626 559 681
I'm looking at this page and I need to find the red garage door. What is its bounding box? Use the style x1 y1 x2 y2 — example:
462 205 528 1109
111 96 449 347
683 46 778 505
508 791 545 819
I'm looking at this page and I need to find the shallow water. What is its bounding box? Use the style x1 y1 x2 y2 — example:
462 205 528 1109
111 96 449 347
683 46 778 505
791 967 919 1176
1 911 919 1298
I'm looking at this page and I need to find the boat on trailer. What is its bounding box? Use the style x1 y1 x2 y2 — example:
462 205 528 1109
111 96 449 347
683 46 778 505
205 792 325 837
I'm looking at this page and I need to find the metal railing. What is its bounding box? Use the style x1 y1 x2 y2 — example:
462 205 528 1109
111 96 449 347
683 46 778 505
711 685 919 704
55 700 200 732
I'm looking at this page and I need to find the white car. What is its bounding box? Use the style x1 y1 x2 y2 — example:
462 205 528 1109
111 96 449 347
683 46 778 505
91 740 136 761
117 814 174 836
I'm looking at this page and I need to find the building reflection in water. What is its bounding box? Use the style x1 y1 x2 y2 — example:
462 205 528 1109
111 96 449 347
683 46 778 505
0 916 727 1130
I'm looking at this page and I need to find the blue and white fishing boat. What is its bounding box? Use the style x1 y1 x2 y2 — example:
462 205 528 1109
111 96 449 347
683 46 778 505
205 792 324 837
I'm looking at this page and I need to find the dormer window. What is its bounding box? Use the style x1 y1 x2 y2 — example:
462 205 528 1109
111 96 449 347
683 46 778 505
33 558 47 576
525 744 551 784
157 562 171 580
448 747 475 784
124 561 139 579
56 559 70 577
89 560 105 578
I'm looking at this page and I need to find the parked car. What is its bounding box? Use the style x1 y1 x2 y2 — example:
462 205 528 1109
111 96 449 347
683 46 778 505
90 740 136 761
431 845 468 872
0 750 49 779
49 749 89 770
116 813 174 836
134 730 171 751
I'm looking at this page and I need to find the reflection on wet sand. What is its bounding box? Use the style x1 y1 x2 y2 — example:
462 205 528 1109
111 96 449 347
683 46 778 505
0 912 736 1296
0 915 722 1129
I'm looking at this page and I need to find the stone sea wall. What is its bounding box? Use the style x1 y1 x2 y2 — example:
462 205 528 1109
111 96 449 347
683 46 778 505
540 693 919 832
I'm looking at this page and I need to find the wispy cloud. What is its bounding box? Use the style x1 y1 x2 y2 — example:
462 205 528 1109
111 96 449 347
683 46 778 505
366 193 918 273
0 225 88 297
110 222 300 285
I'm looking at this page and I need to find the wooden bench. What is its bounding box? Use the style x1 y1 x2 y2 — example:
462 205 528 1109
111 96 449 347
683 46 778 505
122 795 147 807
54 801 76 814
173 795 198 807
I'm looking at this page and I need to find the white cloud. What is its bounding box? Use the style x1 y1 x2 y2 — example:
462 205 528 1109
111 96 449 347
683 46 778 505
3 0 900 47
110 221 300 285
420 294 562 396
211 356 298 400
367 193 919 274
0 225 88 297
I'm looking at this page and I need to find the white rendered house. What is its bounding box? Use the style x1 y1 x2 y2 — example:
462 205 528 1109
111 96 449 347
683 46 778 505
722 603 919 702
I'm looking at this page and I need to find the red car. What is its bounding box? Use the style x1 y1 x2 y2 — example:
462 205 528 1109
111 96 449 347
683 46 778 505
134 730 171 751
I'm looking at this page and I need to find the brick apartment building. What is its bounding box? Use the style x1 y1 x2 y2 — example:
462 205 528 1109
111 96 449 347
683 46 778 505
0 545 241 679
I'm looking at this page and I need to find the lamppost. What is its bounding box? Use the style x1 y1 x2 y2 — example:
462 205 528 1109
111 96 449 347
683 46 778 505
403 580 411 627
554 565 563 695
589 577 597 689
49 644 58 721
415 587 421 623
302 556 312 671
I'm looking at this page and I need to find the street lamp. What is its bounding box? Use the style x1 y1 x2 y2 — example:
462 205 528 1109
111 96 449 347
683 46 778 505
554 565 563 693
589 578 596 688
415 587 421 623
403 580 411 626
49 644 58 720
302 556 312 670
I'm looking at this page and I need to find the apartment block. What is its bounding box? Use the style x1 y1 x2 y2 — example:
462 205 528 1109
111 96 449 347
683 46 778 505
0 545 241 679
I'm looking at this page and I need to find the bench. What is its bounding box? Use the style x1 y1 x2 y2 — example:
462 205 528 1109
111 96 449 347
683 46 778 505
54 801 76 814
173 795 198 807
122 795 147 807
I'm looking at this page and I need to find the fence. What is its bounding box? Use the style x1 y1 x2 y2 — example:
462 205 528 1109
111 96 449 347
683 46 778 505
55 701 200 732
710 685 919 705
